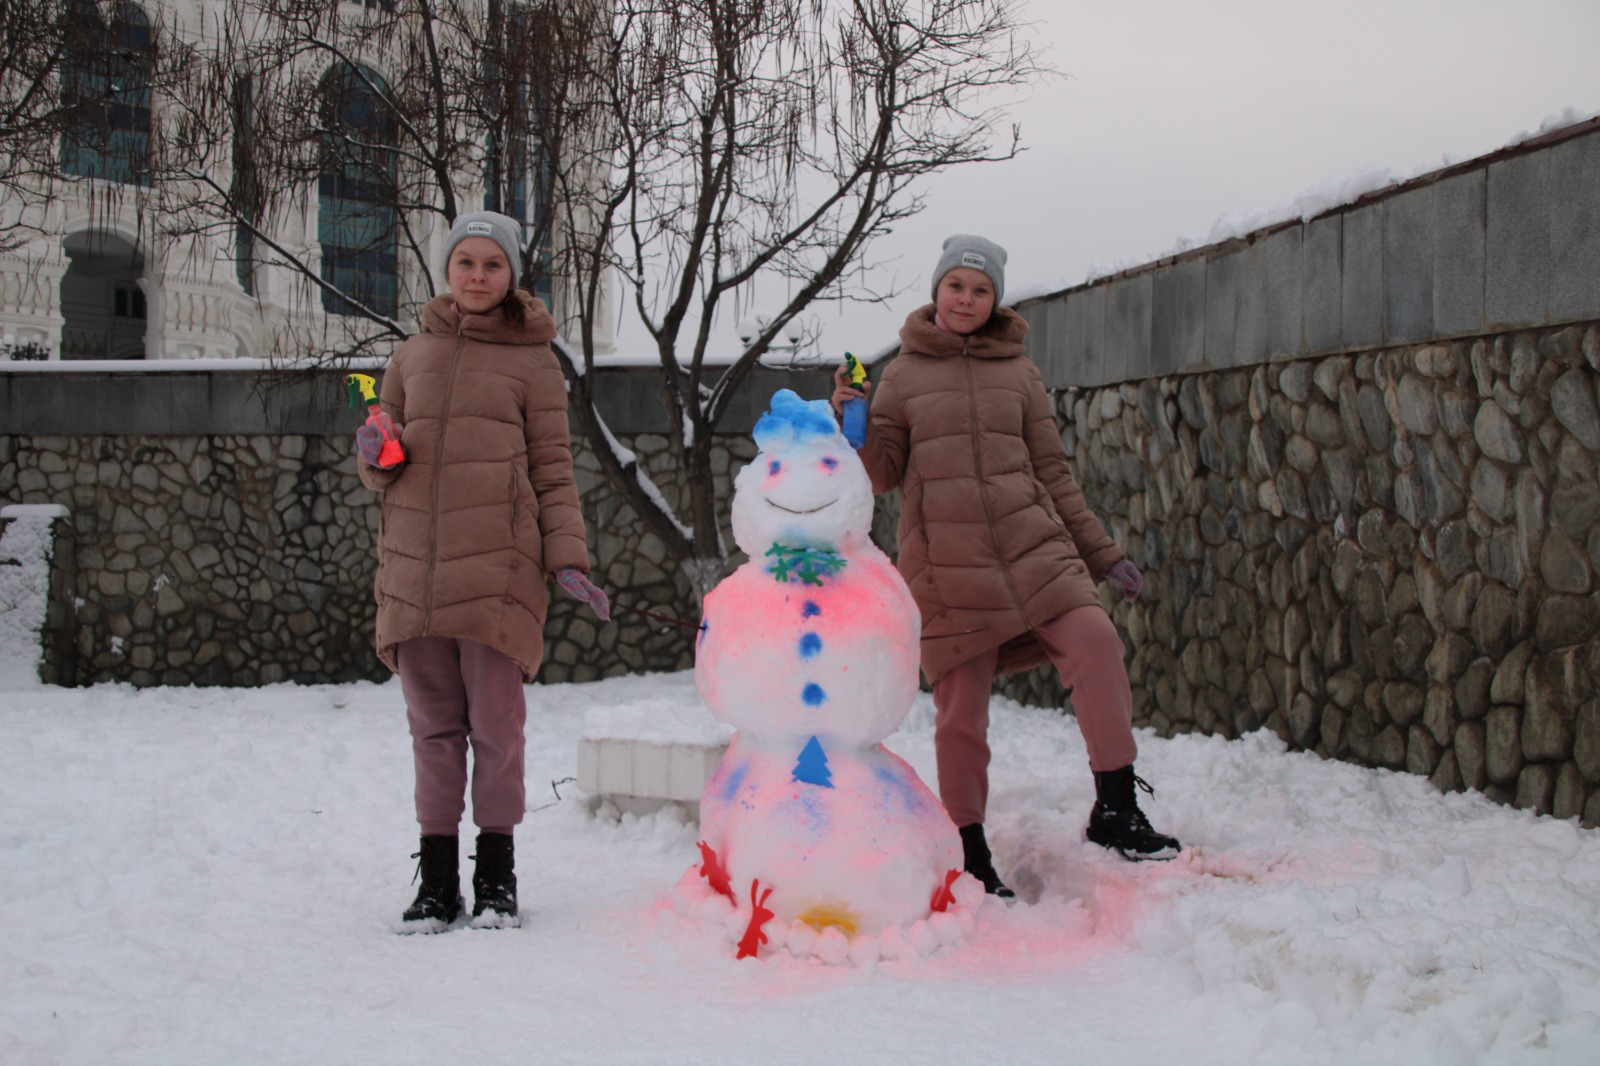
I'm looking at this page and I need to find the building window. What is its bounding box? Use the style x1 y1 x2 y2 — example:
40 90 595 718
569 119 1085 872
60 1 154 185
60 230 146 359
114 285 147 319
483 134 552 303
482 3 553 303
318 63 398 318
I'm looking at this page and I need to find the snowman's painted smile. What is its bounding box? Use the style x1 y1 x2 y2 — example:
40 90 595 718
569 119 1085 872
766 498 837 515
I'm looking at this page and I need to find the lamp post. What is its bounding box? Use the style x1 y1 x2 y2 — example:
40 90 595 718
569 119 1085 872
1 334 53 361
737 313 821 368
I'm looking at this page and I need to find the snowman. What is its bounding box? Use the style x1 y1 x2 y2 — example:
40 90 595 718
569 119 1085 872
679 389 973 963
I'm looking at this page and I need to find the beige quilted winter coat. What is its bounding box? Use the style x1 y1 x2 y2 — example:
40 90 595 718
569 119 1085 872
859 304 1126 684
359 292 591 680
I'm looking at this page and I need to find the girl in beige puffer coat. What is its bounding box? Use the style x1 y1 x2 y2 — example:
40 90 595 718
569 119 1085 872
832 235 1182 894
356 212 610 932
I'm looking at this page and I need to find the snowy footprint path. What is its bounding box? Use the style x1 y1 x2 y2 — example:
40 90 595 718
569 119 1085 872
2 672 1597 1065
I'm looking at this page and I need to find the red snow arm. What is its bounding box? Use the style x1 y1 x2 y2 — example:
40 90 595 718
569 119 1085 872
736 880 776 960
697 841 735 902
929 868 960 913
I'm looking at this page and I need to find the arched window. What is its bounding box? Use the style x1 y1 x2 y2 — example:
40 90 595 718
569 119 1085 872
318 63 398 318
60 230 146 360
483 132 551 304
482 3 553 303
60 2 154 185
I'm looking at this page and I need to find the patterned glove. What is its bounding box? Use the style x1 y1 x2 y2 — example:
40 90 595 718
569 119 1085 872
555 567 611 621
355 413 405 469
1107 559 1144 603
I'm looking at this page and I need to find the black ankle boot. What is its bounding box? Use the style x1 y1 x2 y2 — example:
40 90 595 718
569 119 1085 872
1086 766 1181 861
470 832 520 928
400 835 463 932
959 823 1015 899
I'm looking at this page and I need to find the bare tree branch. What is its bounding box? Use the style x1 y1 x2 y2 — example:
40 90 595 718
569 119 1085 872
0 0 195 252
132 0 1042 601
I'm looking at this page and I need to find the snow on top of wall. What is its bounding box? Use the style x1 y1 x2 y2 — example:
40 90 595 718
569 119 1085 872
585 350 832 369
0 511 59 689
1006 106 1599 308
1504 104 1598 148
1 504 69 519
0 356 389 373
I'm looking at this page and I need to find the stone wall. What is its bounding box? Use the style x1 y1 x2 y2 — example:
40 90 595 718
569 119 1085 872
997 323 1600 827
0 433 381 687
560 430 756 684
999 119 1600 828
0 366 828 688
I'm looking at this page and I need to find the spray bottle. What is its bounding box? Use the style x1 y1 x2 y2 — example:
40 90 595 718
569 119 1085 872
840 352 868 448
345 373 405 468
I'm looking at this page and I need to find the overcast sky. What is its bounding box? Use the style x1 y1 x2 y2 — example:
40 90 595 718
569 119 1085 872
613 0 1600 363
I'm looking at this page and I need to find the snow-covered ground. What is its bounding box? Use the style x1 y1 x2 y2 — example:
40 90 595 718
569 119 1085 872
3 667 1598 1065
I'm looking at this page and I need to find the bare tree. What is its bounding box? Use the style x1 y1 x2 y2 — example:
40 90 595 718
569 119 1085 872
551 0 1043 597
156 0 598 351
0 0 193 252
158 0 1042 597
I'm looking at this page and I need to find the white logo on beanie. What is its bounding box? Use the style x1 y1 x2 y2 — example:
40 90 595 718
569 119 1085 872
960 252 988 270
466 221 494 237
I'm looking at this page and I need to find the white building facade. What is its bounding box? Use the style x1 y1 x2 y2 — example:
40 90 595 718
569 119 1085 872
0 0 611 363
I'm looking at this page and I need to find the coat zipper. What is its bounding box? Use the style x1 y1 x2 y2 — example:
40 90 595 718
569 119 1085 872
963 341 1031 626
421 329 468 631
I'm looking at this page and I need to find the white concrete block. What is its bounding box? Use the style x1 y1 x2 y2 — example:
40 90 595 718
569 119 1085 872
597 738 633 794
576 735 728 817
576 738 599 793
632 741 671 798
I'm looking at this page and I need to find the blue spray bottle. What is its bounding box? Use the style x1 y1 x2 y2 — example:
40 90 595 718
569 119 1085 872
841 352 868 448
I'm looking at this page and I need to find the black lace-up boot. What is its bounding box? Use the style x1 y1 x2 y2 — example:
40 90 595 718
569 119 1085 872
469 832 520 929
959 823 1016 900
1086 766 1181 861
399 835 463 933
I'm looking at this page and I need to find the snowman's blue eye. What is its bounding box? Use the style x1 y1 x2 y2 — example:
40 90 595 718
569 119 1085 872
768 460 782 475
820 456 838 470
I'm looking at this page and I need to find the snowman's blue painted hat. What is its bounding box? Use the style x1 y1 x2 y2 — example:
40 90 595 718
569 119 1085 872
753 389 840 451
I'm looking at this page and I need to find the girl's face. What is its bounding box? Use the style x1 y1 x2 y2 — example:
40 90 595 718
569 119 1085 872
934 266 996 335
448 236 514 314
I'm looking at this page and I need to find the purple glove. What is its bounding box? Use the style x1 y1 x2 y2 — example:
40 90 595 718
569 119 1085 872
556 567 610 621
355 412 405 469
1107 559 1144 603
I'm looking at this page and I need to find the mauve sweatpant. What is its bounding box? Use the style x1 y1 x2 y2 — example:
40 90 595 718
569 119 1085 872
396 636 528 837
933 604 1138 828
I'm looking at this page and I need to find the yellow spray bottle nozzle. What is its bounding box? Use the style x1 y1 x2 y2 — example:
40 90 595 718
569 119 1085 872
843 352 866 386
345 373 379 411
345 372 405 467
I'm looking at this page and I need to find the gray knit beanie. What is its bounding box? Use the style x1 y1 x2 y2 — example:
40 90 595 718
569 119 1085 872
931 234 1006 306
442 211 523 273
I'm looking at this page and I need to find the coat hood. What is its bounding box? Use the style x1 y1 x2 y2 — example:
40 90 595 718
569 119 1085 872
898 303 1028 361
421 290 556 346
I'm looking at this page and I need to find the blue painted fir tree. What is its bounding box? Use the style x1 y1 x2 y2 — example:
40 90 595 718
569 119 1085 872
792 736 833 788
